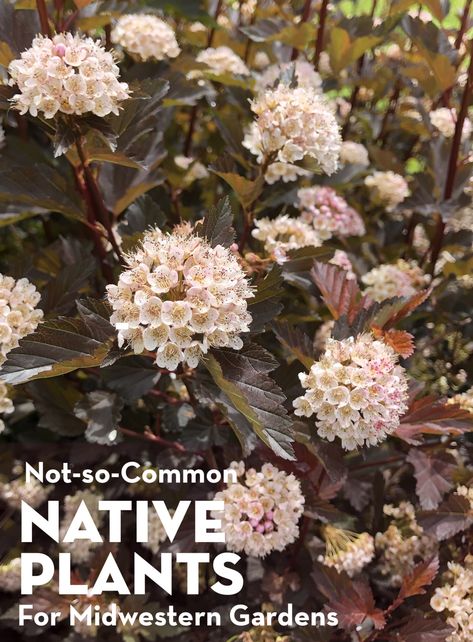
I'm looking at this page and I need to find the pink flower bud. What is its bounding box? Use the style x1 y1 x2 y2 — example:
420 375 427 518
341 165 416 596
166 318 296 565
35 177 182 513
265 510 274 520
249 518 259 528
256 524 265 534
53 44 66 58
264 521 274 532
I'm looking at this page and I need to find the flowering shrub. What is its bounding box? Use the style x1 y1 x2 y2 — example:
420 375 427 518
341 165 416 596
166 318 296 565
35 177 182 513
0 0 472 641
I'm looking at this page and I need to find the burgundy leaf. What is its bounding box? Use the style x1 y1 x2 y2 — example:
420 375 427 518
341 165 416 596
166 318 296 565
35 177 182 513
407 449 456 510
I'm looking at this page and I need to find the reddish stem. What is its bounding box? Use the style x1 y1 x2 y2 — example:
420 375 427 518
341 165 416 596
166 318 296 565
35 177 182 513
119 426 186 452
444 43 473 201
75 136 123 264
207 0 224 47
291 0 312 61
455 0 472 49
313 0 329 70
36 0 51 37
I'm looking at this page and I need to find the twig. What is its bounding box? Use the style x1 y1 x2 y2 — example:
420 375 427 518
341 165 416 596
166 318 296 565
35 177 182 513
119 426 186 452
291 0 312 61
313 0 329 70
455 0 472 49
73 163 113 282
36 0 51 37
75 136 124 264
444 42 473 201
207 0 224 47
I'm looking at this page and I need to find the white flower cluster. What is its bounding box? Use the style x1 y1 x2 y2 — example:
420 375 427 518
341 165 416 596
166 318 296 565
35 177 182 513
0 558 22 592
107 223 253 371
195 46 250 76
330 250 357 280
257 60 322 91
449 387 473 415
361 259 428 302
142 507 168 554
431 555 473 642
0 476 51 510
252 214 321 263
60 490 104 563
0 273 43 365
8 33 130 119
243 84 341 183
430 107 472 140
212 461 305 557
319 527 375 577
375 502 437 586
111 14 180 62
364 171 409 211
298 186 365 239
340 141 370 167
0 381 14 433
293 334 409 450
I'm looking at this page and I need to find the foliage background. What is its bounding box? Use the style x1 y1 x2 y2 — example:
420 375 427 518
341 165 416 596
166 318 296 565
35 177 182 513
0 0 472 641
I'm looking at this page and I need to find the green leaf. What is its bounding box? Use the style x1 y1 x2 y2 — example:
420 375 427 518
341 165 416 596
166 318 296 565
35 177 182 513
197 195 235 248
74 391 123 445
0 299 115 385
327 28 352 73
204 342 295 460
210 159 264 210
